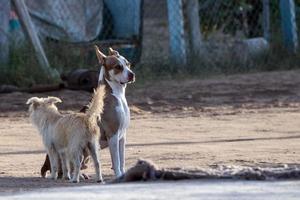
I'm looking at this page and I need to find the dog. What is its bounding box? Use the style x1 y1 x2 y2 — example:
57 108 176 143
27 85 106 183
40 107 91 179
111 159 158 183
95 46 135 178
39 46 135 179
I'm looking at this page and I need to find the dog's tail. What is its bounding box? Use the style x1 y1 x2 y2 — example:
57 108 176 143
85 85 106 122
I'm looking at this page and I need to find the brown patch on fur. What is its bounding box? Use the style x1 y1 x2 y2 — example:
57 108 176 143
103 56 124 79
100 89 121 139
94 46 127 81
104 56 120 70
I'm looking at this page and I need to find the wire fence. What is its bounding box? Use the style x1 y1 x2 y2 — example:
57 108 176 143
0 0 10 66
143 0 299 73
140 0 291 71
195 0 268 71
0 0 300 85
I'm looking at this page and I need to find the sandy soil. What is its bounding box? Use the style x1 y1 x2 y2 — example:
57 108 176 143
1 70 300 194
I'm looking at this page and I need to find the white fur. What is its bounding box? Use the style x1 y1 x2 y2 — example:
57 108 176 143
105 79 130 177
98 66 105 83
118 55 132 83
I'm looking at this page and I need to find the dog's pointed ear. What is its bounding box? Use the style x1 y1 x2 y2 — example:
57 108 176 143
94 45 107 65
45 97 62 104
108 47 119 56
26 97 41 105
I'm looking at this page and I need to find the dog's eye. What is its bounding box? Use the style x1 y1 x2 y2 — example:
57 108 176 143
115 64 123 70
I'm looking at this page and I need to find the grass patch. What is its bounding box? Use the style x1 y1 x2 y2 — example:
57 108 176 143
0 43 52 87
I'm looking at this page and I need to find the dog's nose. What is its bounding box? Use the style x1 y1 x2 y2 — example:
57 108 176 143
128 72 135 82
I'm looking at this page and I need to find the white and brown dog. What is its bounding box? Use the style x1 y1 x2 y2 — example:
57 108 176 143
95 46 135 178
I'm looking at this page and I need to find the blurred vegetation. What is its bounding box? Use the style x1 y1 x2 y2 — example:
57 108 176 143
197 0 287 38
0 41 98 87
198 0 260 37
2 1 300 86
0 42 49 87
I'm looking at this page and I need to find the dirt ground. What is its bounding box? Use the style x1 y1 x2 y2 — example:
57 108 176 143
1 70 300 194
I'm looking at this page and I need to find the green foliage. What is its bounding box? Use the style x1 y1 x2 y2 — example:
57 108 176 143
45 40 97 73
0 43 51 87
0 41 98 87
198 0 258 37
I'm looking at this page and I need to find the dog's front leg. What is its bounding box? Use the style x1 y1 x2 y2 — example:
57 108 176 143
108 134 122 178
119 133 126 174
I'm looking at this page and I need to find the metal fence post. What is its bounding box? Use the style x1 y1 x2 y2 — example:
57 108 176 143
0 0 10 67
262 0 270 42
167 0 187 65
186 0 202 56
279 0 298 52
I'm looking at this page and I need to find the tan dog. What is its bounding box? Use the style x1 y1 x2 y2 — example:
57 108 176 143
26 86 106 183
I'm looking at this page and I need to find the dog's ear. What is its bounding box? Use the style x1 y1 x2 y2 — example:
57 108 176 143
94 45 107 65
26 97 41 105
45 97 62 104
108 47 120 57
26 97 41 109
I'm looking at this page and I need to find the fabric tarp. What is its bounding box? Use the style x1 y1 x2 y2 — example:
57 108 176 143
25 0 103 42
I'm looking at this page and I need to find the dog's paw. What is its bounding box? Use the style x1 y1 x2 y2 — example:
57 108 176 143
97 179 105 184
63 176 71 181
50 175 58 180
70 179 80 183
80 173 90 180
41 169 48 178
57 172 63 179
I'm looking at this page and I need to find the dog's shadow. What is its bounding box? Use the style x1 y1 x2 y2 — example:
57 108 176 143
0 175 112 193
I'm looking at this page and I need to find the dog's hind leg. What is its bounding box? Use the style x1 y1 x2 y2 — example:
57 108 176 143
48 147 59 180
70 153 81 183
59 152 70 180
88 141 103 183
41 154 50 178
108 134 122 178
